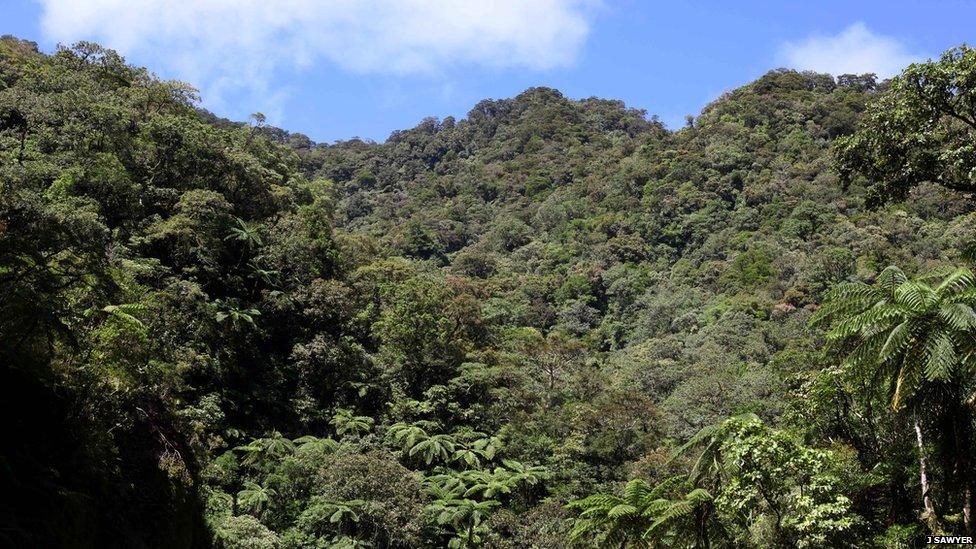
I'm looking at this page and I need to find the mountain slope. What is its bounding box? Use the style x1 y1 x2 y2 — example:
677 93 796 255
3 36 975 547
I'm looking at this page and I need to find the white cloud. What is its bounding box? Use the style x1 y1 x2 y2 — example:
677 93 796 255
36 0 595 120
778 22 924 78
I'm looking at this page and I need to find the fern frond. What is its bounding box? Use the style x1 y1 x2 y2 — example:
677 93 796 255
823 281 878 302
648 475 686 500
919 265 958 281
567 494 622 511
607 504 638 519
936 267 976 296
810 297 868 326
624 479 653 505
841 334 885 370
894 281 938 311
672 423 719 461
946 288 976 304
827 304 904 339
877 265 908 292
877 321 912 363
568 520 597 541
647 500 693 534
939 302 976 330
684 488 713 503
923 331 957 381
102 303 147 328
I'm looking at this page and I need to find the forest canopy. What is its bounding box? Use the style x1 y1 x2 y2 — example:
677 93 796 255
2 35 976 548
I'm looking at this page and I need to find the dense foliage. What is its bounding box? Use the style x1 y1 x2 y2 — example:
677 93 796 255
3 35 976 547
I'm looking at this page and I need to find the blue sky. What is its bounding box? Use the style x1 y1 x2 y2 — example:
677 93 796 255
3 1 974 143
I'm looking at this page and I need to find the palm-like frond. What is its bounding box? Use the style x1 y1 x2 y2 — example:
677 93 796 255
624 477 653 504
946 288 976 304
101 303 147 329
823 281 879 302
237 480 277 516
841 334 886 370
453 448 482 468
224 217 264 248
935 267 975 295
568 476 715 548
471 435 502 460
644 487 714 540
409 434 456 465
234 431 295 467
923 331 957 380
939 302 976 330
500 459 548 485
330 408 373 438
894 281 938 311
810 283 881 326
463 478 513 499
294 435 340 455
386 422 429 451
815 264 976 410
297 497 365 534
827 304 905 339
877 265 908 292
675 413 759 484
877 320 913 363
919 264 959 282
607 503 638 519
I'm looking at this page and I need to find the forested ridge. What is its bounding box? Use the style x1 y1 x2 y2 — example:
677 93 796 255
3 35 976 547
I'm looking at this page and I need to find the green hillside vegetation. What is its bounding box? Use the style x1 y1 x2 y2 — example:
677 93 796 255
2 35 976 547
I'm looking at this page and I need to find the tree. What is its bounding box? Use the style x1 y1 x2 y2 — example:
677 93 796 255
411 434 457 466
386 422 458 465
705 417 856 547
307 451 429 547
642 485 717 549
514 329 586 409
400 219 445 262
460 460 548 500
293 435 340 456
812 265 976 532
9 31 974 548
836 46 976 204
225 216 264 251
214 298 261 328
426 488 500 549
215 515 281 549
372 276 481 397
235 432 295 468
237 480 277 517
449 431 502 469
569 416 858 548
297 497 365 534
330 408 374 438
568 477 689 548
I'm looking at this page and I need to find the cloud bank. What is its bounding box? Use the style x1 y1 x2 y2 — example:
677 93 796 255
779 22 924 78
37 0 594 118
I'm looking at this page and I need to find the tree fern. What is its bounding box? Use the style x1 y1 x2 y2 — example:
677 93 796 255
101 303 147 329
813 264 976 408
814 264 976 532
330 408 373 438
234 431 295 467
568 476 715 548
294 435 340 455
386 422 430 452
237 480 276 517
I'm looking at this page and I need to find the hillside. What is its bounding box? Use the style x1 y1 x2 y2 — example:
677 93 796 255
3 36 976 547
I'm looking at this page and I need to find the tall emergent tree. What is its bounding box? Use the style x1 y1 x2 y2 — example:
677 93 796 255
836 46 976 204
812 266 976 532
